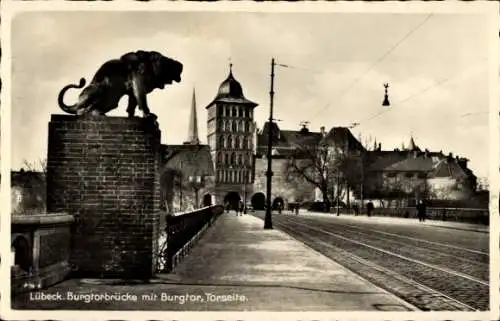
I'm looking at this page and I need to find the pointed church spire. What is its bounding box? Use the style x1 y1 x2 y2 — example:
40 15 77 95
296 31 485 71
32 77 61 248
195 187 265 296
408 135 417 151
185 87 200 145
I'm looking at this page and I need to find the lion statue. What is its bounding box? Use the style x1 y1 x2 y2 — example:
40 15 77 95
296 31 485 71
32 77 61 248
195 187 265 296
58 50 183 118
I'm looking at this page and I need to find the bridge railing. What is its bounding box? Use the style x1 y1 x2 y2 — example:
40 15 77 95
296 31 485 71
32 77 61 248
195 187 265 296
369 206 489 225
158 205 224 272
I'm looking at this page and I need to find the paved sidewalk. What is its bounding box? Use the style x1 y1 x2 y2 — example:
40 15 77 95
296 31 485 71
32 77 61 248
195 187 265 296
293 211 489 233
13 212 417 311
159 212 416 310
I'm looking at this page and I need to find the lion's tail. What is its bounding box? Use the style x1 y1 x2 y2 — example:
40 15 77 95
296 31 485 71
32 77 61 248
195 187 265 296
58 78 86 114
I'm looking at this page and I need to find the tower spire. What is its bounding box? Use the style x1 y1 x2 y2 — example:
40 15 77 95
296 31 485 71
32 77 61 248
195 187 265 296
185 87 200 145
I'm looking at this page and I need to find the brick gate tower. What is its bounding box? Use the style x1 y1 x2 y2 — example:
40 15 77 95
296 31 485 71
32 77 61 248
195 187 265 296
205 64 258 208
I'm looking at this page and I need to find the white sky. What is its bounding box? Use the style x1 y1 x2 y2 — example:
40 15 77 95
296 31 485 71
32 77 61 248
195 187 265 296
10 10 492 178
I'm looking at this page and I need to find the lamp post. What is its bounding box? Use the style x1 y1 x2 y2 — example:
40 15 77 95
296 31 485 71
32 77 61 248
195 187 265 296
243 182 247 214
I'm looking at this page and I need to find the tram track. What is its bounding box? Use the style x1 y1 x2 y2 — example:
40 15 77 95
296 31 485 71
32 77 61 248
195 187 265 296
254 213 489 311
283 215 489 281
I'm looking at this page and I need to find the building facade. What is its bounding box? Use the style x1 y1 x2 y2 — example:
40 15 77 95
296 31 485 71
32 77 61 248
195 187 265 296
161 64 481 212
205 65 258 208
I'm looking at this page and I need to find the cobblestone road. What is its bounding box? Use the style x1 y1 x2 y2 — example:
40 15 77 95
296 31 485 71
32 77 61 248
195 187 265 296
253 212 489 311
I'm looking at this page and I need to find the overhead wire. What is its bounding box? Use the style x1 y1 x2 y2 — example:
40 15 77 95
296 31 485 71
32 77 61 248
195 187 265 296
352 62 488 128
313 13 434 119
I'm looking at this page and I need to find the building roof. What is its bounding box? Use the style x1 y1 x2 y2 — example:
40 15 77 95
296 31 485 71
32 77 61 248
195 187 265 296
319 127 365 152
257 122 323 157
365 150 409 171
161 144 215 177
384 155 435 172
429 159 469 179
205 67 258 108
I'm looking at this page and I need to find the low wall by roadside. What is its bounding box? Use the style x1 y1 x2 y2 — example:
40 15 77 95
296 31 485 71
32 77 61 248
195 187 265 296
341 207 489 225
11 213 74 294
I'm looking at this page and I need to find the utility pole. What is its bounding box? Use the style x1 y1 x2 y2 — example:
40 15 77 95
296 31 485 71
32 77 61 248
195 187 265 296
264 58 275 229
336 169 340 216
360 155 364 213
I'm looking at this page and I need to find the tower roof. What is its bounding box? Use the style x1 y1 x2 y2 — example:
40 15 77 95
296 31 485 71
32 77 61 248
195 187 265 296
206 64 258 108
184 88 200 145
407 136 420 151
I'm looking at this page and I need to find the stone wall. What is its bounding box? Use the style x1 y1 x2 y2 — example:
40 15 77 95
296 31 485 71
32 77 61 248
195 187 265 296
46 115 161 279
253 157 316 206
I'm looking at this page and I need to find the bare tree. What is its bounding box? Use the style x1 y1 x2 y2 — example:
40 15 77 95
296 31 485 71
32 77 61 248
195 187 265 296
284 142 363 212
22 158 47 175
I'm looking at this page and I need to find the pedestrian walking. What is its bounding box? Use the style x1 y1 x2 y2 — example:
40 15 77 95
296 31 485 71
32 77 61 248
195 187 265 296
366 201 374 217
416 200 427 222
295 204 300 215
238 200 244 216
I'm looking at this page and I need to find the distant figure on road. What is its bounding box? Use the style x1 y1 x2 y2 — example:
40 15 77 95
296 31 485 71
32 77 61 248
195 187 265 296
277 202 283 214
238 200 244 216
366 202 374 217
295 204 300 215
416 200 427 222
225 202 230 214
353 204 359 216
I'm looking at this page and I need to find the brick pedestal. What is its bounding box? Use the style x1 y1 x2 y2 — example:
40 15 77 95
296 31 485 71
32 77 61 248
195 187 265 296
46 115 161 279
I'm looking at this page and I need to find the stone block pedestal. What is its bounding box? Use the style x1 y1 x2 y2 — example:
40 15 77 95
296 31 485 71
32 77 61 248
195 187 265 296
11 213 74 294
46 115 161 279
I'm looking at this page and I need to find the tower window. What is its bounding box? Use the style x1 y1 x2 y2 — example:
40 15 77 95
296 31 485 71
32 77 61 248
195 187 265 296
230 153 236 164
238 154 243 165
219 136 225 148
232 107 237 117
232 121 237 132
224 153 229 164
239 108 243 117
242 138 247 149
227 136 233 149
235 136 240 149
226 120 231 131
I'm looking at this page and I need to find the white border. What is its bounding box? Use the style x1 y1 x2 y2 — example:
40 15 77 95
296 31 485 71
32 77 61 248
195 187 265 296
1 1 498 321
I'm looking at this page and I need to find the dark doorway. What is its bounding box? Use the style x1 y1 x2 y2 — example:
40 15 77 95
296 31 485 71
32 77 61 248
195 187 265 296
202 194 212 207
272 197 284 210
251 192 266 210
224 192 241 211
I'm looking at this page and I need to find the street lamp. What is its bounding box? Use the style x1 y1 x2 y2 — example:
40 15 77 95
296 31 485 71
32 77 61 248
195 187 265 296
188 175 203 209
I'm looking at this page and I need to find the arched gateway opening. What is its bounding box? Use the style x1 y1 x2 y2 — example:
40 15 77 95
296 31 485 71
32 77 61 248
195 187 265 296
251 192 266 210
224 192 241 211
272 197 284 210
202 194 212 207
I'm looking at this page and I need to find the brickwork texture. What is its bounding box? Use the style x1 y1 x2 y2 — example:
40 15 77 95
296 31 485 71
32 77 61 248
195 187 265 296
46 115 161 279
